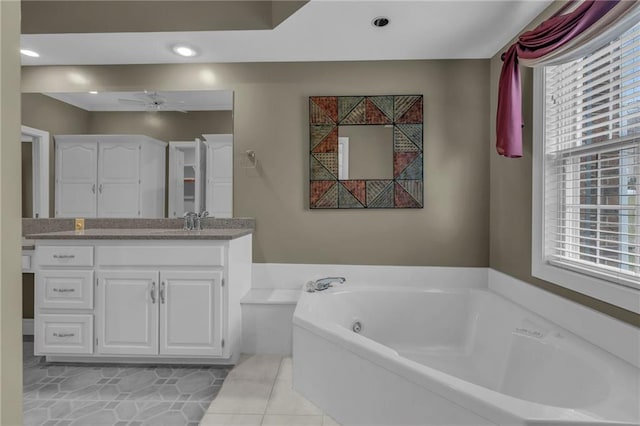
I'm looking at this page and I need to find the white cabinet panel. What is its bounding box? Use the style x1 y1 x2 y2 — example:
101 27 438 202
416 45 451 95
98 142 141 218
208 183 233 218
168 146 185 218
35 314 93 355
54 135 165 218
55 142 97 218
37 245 94 267
37 270 94 310
210 142 233 180
159 271 223 356
97 245 224 267
97 271 158 355
204 135 233 218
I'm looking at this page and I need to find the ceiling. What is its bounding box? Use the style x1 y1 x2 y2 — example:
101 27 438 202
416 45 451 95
44 90 234 112
20 1 553 66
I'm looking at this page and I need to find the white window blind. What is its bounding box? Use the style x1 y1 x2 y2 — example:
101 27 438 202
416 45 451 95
543 21 640 289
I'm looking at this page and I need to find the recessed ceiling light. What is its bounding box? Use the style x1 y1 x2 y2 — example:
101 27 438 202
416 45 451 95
171 45 199 57
88 91 99 95
20 49 40 58
372 17 390 28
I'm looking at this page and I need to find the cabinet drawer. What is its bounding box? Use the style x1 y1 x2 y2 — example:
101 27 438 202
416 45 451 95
37 246 94 267
37 270 94 310
35 314 93 354
97 245 224 267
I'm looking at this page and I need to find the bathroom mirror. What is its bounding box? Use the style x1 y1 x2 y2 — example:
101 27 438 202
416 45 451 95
309 95 424 209
338 125 394 180
21 89 234 218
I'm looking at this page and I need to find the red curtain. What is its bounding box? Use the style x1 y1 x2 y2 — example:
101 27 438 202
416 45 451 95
495 1 620 158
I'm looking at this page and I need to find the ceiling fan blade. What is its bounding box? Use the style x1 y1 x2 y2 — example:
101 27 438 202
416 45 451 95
118 98 147 105
164 104 188 113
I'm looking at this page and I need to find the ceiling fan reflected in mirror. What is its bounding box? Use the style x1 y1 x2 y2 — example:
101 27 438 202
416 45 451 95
117 91 188 113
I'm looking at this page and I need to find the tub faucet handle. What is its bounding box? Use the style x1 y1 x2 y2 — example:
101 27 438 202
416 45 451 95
308 277 346 292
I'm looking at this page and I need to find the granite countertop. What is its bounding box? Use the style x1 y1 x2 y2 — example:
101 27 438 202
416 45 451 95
26 228 253 240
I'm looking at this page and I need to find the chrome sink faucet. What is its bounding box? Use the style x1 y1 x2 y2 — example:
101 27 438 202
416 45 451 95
183 212 197 230
306 277 346 292
183 211 210 231
194 211 209 231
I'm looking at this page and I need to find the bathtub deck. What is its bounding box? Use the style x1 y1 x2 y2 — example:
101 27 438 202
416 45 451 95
200 355 341 426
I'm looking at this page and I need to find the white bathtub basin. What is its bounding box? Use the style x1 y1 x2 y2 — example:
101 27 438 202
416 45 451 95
293 286 640 425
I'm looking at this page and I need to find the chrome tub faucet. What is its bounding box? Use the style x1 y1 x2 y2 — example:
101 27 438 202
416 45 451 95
306 277 346 292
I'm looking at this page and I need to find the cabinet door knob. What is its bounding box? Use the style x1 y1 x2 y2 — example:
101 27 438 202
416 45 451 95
98 184 103 194
160 281 166 304
92 184 96 194
150 282 156 304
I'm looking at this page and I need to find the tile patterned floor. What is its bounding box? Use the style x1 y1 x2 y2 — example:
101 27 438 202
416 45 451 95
201 355 341 426
23 341 229 426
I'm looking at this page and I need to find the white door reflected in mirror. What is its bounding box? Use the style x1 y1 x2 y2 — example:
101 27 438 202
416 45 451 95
21 125 50 218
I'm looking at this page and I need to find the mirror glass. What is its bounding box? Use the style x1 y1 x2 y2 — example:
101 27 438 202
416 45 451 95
21 90 234 218
338 125 393 180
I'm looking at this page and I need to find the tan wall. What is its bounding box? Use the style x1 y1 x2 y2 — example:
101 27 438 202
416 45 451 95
488 2 639 326
23 60 491 266
0 0 24 423
87 110 233 141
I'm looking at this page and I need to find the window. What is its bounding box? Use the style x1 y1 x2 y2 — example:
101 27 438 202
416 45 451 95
533 21 640 311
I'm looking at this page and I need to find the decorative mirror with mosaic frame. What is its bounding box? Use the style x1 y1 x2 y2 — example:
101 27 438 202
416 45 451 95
309 95 424 209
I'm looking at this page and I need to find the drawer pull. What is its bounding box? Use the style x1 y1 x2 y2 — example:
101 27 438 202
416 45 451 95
53 288 75 293
53 254 76 259
53 332 75 338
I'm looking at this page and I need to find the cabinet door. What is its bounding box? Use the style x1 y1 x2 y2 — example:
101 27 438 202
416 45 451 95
159 271 223 356
206 136 233 218
55 142 98 217
168 147 185 218
98 142 141 217
97 271 158 355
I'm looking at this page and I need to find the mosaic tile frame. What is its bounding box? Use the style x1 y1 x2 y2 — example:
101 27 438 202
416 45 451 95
309 95 424 209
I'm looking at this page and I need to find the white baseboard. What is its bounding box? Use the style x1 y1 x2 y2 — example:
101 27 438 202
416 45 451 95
23 319 34 335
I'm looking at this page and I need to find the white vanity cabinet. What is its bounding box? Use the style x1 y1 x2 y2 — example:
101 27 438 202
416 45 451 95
97 270 224 357
55 135 167 218
97 270 159 355
33 235 252 364
159 271 224 356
